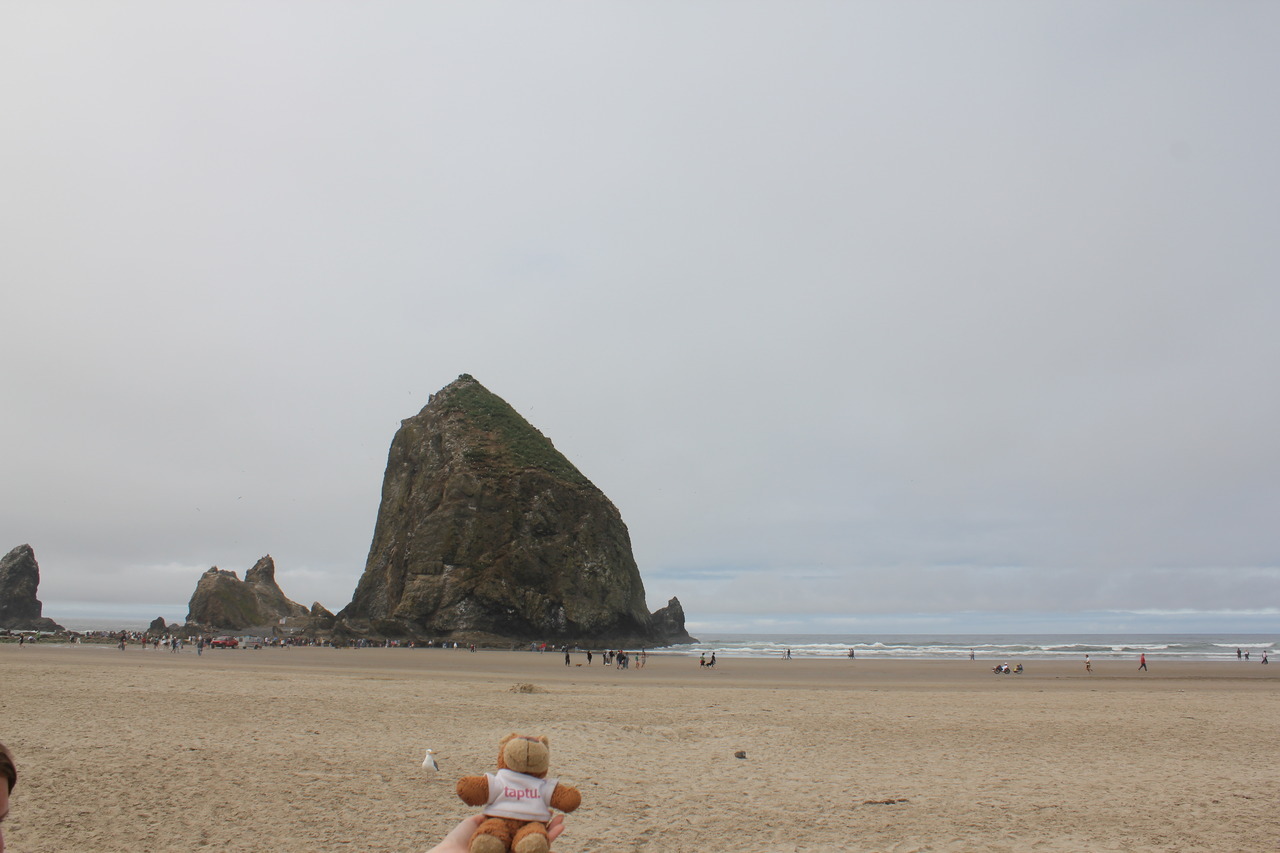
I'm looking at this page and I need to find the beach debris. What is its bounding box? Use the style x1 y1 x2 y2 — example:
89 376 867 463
862 798 909 806
509 683 548 693
734 750 747 759
422 748 440 771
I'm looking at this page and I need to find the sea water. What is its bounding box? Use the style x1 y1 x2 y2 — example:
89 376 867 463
666 633 1277 661
41 619 1277 662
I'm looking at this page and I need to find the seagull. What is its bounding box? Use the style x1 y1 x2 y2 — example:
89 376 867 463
422 749 440 771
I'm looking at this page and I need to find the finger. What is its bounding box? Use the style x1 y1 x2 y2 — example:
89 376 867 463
444 815 484 845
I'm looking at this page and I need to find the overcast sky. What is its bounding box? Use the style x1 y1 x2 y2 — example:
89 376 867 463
3 3 1277 634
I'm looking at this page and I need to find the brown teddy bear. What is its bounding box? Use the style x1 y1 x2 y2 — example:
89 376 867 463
456 734 582 853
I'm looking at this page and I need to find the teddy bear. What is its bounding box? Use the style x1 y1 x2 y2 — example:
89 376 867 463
455 733 582 853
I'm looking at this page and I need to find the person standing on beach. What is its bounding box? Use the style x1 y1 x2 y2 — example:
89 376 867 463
1085 655 1092 674
564 650 570 667
1138 653 1147 671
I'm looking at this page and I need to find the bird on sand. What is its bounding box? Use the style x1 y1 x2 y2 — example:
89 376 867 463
422 749 440 771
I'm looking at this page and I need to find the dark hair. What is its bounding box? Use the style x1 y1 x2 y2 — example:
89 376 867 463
0 742 15 793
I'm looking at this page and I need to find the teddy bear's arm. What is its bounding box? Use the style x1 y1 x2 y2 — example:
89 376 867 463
456 775 490 806
549 781 581 814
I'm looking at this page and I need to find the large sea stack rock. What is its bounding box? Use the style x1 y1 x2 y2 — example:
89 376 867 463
339 375 694 646
185 555 309 630
0 545 64 632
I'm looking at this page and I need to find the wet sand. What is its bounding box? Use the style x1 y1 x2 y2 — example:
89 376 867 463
1 644 1276 852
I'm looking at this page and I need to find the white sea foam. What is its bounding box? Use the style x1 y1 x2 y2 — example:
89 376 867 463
665 633 1276 661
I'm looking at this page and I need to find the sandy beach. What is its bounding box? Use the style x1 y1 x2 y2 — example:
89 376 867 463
1 644 1276 852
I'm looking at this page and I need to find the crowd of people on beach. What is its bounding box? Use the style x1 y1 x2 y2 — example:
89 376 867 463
558 648 646 669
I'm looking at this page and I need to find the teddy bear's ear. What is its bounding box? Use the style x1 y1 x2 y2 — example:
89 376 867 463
536 736 550 746
500 733 520 746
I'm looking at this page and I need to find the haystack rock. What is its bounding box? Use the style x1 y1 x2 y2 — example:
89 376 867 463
0 545 64 632
185 555 308 630
338 374 695 646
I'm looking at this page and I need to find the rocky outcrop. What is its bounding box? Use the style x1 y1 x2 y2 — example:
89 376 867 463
307 602 336 631
648 596 696 645
185 555 308 630
338 375 695 646
148 617 168 634
0 545 64 632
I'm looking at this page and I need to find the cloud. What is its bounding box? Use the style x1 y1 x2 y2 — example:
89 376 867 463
2 3 1278 632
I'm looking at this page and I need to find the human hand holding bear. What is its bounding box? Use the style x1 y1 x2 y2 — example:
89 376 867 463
450 734 581 853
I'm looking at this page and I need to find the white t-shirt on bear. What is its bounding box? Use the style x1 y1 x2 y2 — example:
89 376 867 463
484 769 559 821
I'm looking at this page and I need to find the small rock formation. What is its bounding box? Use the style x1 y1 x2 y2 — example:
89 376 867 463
0 545 64 632
148 616 168 634
307 601 336 631
185 555 308 630
338 375 695 646
648 596 697 644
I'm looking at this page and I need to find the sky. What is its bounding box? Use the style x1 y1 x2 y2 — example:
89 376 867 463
2 3 1278 634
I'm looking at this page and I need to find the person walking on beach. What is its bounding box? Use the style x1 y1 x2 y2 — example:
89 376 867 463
1262 651 1269 665
564 650 571 667
1085 654 1092 674
708 652 717 669
1138 653 1147 671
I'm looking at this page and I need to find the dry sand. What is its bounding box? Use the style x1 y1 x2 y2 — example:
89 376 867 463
1 643 1276 852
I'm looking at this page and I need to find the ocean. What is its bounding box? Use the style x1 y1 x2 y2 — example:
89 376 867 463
45 619 1276 662
669 633 1277 661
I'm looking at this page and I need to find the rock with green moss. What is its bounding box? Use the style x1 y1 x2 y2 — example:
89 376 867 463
338 375 694 646
185 555 308 630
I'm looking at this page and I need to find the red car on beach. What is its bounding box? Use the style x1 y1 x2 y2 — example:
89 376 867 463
210 636 239 648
